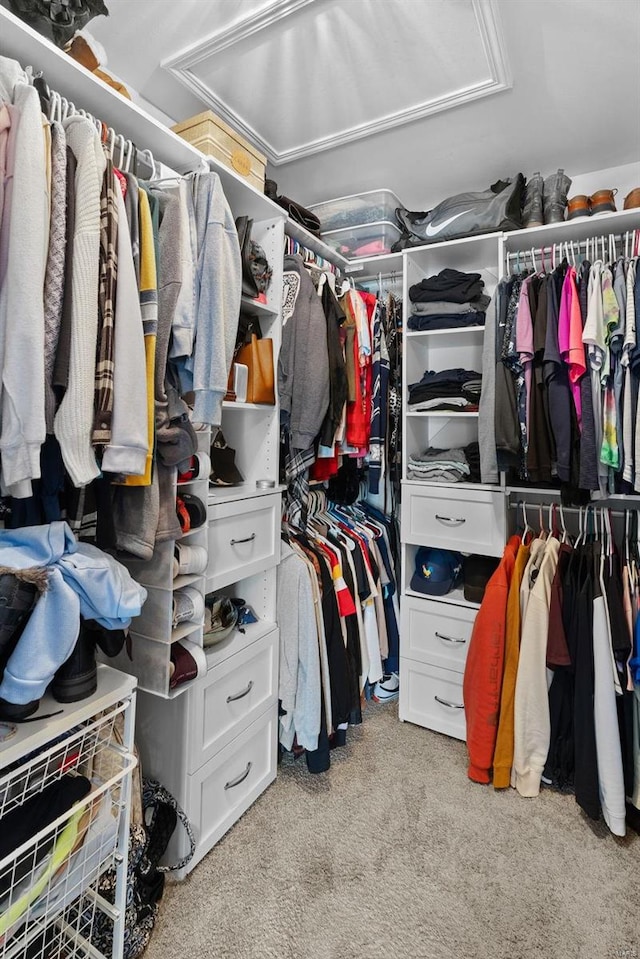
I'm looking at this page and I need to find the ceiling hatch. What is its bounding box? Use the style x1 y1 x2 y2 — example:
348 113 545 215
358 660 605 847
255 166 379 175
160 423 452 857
163 0 512 165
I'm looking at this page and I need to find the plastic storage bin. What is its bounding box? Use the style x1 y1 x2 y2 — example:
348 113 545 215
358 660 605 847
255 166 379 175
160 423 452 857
323 220 402 258
309 189 403 231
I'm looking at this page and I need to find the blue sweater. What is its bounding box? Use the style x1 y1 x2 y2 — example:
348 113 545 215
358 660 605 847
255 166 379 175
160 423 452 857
0 522 146 704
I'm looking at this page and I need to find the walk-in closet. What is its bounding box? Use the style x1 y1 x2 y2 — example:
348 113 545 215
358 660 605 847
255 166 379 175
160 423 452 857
0 1 639 958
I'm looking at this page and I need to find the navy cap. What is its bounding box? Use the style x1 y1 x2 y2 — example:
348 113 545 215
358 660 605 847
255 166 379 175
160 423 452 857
410 547 463 596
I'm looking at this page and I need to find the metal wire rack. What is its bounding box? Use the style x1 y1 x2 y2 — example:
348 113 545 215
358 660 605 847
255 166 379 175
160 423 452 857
0 671 136 959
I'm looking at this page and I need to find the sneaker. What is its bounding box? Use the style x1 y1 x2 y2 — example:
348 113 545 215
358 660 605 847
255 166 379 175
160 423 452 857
172 586 204 628
177 452 211 484
169 639 207 690
173 543 208 578
372 672 399 703
176 493 207 533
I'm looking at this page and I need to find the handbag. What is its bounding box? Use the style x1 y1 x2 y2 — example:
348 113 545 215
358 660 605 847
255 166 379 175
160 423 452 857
236 334 275 405
265 179 321 237
235 216 272 298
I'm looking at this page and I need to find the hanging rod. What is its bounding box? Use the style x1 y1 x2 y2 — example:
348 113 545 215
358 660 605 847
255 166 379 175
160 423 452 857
507 497 631 519
31 71 159 180
506 229 640 269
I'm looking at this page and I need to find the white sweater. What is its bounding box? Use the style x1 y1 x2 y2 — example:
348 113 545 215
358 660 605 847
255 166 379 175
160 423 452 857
512 537 560 797
54 116 106 487
0 63 47 495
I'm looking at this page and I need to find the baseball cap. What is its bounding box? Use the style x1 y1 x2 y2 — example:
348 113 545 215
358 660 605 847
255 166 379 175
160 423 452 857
463 554 500 604
410 547 463 596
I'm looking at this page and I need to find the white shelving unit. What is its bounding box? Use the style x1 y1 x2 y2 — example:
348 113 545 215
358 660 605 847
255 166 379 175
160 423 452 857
398 233 506 741
0 666 136 959
0 5 287 877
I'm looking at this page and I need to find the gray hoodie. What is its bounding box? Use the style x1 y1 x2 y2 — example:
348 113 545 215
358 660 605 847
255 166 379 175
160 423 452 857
279 254 329 450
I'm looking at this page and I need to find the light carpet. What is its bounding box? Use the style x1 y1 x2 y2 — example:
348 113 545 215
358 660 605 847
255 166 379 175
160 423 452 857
147 703 638 959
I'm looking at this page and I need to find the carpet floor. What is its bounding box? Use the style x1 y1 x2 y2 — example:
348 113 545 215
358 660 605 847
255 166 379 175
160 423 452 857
147 703 638 959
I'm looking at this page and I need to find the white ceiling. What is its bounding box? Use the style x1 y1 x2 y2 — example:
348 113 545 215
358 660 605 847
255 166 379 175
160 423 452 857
90 0 640 210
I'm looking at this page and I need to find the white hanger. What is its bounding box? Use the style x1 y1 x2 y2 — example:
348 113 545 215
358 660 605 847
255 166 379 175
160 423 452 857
531 247 537 272
520 501 531 544
559 502 569 544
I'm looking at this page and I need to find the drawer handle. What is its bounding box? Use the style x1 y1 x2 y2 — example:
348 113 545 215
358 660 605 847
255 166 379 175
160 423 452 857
434 695 464 710
435 514 466 526
230 533 256 546
224 761 252 790
226 680 254 703
435 631 466 645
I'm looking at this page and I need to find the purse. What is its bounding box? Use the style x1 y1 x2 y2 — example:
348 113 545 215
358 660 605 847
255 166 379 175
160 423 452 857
236 334 275 405
265 179 322 237
235 216 272 299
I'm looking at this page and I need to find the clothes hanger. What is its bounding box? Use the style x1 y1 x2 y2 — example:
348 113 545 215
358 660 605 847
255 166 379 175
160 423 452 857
558 502 569 544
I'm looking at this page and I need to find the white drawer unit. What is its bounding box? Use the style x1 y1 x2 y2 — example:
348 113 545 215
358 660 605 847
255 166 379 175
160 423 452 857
399 658 466 741
207 493 281 591
401 484 505 557
402 594 475 673
188 627 278 766
185 706 277 873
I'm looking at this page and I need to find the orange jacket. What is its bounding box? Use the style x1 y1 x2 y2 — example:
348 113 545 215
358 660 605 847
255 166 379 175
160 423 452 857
463 535 519 783
492 541 530 788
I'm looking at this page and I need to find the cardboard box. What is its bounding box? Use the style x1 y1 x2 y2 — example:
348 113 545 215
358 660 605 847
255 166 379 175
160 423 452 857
172 110 266 191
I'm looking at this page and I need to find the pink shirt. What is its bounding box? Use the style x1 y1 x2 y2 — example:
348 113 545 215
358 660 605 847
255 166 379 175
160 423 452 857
516 275 534 439
559 267 586 429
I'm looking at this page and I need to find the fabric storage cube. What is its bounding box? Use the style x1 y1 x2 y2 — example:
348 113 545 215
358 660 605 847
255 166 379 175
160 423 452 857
323 220 402 258
309 189 403 231
172 110 266 191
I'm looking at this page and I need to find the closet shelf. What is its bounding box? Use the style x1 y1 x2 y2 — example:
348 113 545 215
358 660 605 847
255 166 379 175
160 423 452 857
204 619 277 668
0 6 284 222
173 572 204 590
0 664 135 770
404 586 480 611
406 326 485 338
406 410 480 418
171 620 203 643
240 296 278 317
503 207 640 250
222 401 276 411
344 251 404 278
285 220 349 270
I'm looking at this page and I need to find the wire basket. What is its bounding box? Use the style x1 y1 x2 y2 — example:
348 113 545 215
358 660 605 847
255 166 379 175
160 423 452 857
0 699 136 959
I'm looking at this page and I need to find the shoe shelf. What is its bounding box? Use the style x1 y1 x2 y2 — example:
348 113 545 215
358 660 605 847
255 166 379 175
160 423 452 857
0 665 136 959
502 206 640 251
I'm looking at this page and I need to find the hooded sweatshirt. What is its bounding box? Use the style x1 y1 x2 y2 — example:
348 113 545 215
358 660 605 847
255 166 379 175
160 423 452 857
279 254 330 450
0 57 48 496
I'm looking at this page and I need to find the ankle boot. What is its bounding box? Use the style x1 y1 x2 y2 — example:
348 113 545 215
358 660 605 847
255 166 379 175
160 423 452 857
522 172 544 228
543 168 572 224
52 620 97 703
0 573 39 678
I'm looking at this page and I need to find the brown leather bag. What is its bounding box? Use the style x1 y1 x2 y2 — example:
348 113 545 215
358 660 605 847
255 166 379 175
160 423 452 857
235 334 275 404
624 188 640 210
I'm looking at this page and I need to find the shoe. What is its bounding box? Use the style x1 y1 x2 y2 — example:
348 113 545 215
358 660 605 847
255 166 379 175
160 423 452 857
173 543 208 578
210 431 244 487
590 188 617 216
372 672 399 703
172 587 204 628
543 168 572 224
0 572 41 680
169 639 207 689
522 171 544 228
52 621 98 703
567 194 591 220
176 493 207 533
624 188 640 210
177 452 211 484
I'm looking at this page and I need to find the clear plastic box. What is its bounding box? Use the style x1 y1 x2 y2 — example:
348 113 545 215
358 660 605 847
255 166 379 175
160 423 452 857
323 220 402 258
309 189 404 231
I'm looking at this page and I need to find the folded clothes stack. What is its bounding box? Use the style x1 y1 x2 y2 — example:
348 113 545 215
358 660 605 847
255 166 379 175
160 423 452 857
408 368 482 412
408 441 481 483
408 268 490 332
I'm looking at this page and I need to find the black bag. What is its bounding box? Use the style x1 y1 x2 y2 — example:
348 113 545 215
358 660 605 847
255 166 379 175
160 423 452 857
73 778 195 959
393 175 525 249
265 179 322 237
1 0 109 47
236 216 272 298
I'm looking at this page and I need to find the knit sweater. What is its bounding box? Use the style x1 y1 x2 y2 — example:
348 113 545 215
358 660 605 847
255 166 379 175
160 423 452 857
0 60 48 495
43 122 67 434
54 115 106 487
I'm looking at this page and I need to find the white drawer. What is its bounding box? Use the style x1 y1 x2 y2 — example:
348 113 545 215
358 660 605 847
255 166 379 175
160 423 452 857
184 706 277 874
401 595 475 673
206 494 280 591
187 629 278 768
399 658 466 741
401 485 505 556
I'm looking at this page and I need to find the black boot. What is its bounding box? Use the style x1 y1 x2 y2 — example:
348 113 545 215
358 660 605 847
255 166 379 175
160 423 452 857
52 620 98 703
0 572 42 721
